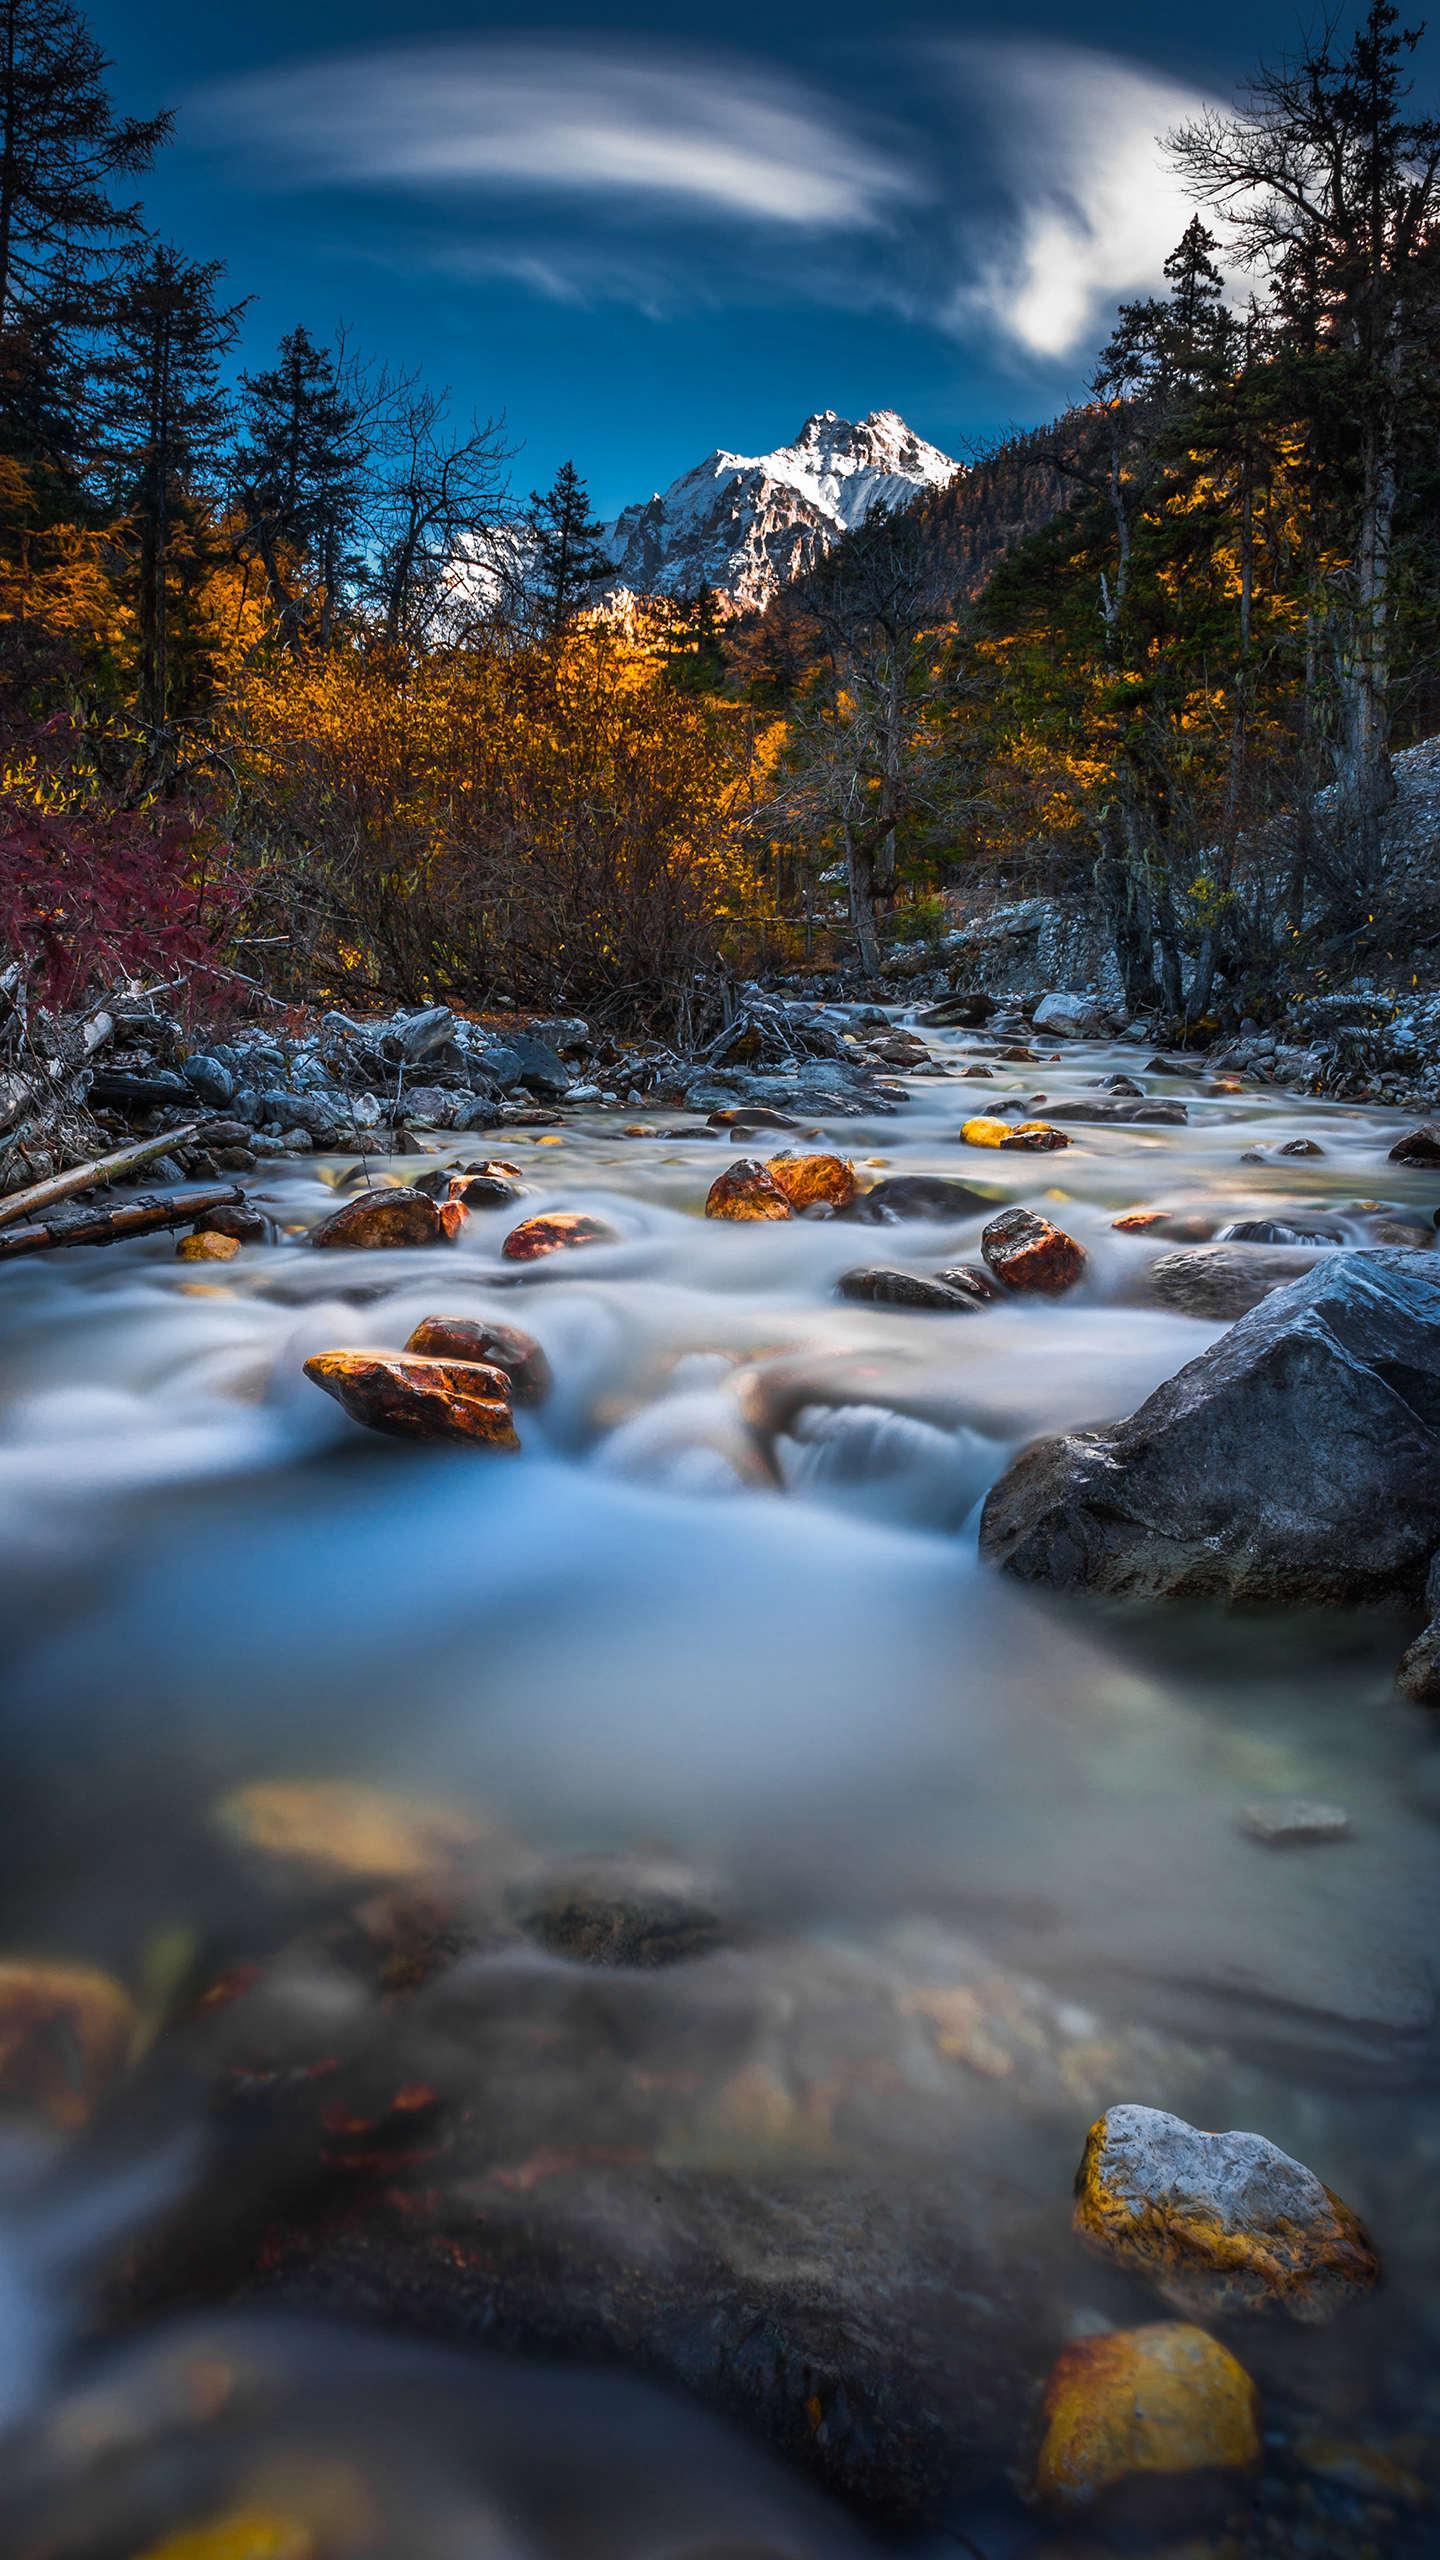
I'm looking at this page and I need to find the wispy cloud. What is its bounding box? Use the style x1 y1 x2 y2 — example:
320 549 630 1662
197 41 917 232
935 40 1211 360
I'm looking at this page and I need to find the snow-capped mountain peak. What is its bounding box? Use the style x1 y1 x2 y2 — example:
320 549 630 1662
602 409 960 611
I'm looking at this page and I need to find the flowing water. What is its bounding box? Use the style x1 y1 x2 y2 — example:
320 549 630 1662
1 1015 1439 2558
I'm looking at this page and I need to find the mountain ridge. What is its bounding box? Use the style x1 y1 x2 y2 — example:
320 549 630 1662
601 408 960 612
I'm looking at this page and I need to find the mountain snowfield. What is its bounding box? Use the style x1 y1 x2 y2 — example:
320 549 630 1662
601 409 961 610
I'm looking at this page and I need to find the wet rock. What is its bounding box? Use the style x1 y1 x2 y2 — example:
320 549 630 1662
0 1959 137 2128
1030 2324 1260 2520
180 1054 235 1108
763 1152 858 1212
192 1202 272 1246
707 1106 802 1132
400 1317 547 1405
1395 1556 1440 1703
1074 2104 1379 2322
705 1162 794 1221
932 1263 1003 1305
961 1116 1071 1151
303 1349 519 1449
512 1855 728 1966
1032 992 1112 1038
1049 1099 1188 1126
1240 1799 1353 1846
311 1192 462 1250
917 992 995 1027
1139 1244 1327 1320
1389 1126 1440 1166
256 1089 347 1144
1219 1217 1342 1246
175 1230 239 1263
386 1005 457 1065
1097 1074 1145 1096
1277 1137 1325 1157
495 1031 572 1100
979 1251 1440 1604
836 1268 987 1312
215 1779 495 1885
843 1174 996 1223
959 1064 994 1079
426 1169 523 1210
981 1208 1087 1296
498 1209 618 1264
1112 1208 1218 1241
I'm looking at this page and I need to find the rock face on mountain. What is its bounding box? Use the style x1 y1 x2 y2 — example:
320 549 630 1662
602 409 959 610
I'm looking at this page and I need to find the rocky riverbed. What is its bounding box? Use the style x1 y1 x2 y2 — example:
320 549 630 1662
2 999 1440 2559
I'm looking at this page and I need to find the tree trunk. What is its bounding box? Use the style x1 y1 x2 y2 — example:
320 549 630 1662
844 824 881 983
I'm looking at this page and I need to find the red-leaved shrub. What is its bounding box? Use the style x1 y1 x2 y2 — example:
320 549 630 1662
0 799 239 1011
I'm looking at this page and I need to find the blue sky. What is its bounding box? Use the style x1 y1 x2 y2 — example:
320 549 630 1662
87 1 1425 517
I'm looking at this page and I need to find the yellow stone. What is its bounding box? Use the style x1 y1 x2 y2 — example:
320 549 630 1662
1033 2323 1260 2515
960 1116 1011 1147
136 2510 315 2560
215 1779 488 1883
0 1958 138 2128
763 1152 858 1211
176 1231 240 1262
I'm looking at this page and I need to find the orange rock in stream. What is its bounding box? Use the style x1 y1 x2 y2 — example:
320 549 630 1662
405 1315 552 1405
705 1160 793 1220
0 1959 138 2128
1032 2323 1260 2518
763 1152 858 1211
176 1230 239 1262
501 1210 617 1260
310 1189 461 1249
981 1206 1087 1295
304 1349 519 1447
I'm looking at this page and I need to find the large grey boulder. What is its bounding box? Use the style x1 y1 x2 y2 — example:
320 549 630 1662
979 1251 1440 1604
1032 991 1111 1037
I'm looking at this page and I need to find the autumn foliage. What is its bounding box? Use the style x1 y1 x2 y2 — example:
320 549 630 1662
227 632 758 1025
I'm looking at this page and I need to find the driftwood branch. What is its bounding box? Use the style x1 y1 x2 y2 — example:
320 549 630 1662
0 1182 241 1262
0 1006 116 1140
0 1123 203 1233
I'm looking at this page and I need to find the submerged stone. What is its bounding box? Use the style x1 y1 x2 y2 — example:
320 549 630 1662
1073 2103 1379 2321
836 1267 987 1312
215 1778 492 1885
0 1959 137 2129
1031 2323 1260 2519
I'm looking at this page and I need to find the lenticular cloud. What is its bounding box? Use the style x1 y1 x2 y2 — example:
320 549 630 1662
199 40 916 232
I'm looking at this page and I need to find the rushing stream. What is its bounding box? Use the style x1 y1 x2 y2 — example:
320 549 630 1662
1 1012 1439 2558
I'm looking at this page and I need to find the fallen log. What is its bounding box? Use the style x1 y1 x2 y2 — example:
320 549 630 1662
0 1005 115 1139
0 1182 242 1261
0 1123 202 1233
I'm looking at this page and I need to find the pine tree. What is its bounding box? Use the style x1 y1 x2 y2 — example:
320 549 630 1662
233 325 365 651
525 460 610 638
0 0 169 467
93 244 244 733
